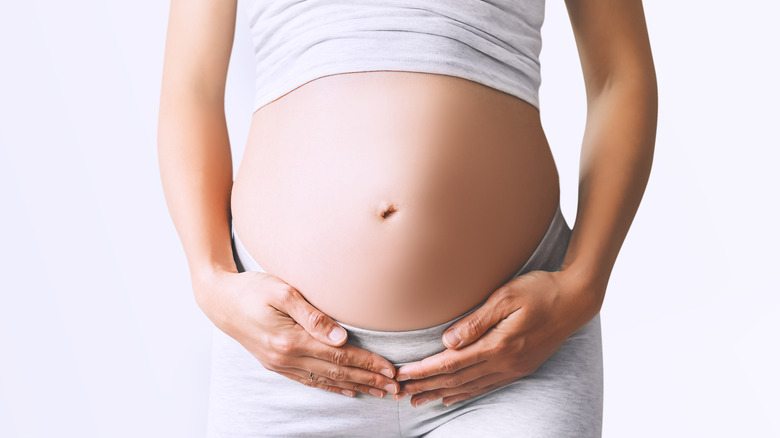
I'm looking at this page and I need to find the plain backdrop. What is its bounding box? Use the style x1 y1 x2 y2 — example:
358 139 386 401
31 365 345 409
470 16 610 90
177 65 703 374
1 1 778 437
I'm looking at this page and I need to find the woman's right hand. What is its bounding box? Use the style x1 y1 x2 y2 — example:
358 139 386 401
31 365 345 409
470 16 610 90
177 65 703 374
193 268 400 398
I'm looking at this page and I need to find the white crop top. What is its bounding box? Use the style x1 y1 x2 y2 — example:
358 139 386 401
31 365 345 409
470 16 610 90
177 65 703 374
243 0 546 113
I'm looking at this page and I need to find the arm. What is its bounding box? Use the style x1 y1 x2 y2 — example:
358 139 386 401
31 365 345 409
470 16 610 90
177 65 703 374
394 0 657 406
157 0 238 320
556 0 658 313
157 0 400 398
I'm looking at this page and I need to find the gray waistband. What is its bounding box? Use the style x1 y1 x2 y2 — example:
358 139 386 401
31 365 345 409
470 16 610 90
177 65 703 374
511 203 571 277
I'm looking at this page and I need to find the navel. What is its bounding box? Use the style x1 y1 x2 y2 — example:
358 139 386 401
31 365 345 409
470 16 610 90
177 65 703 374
376 201 399 220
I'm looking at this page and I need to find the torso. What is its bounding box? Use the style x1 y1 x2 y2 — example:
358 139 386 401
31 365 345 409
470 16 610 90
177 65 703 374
231 71 560 331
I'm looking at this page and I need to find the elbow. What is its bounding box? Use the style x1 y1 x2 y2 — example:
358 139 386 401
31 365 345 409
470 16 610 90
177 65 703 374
588 63 656 101
585 64 658 125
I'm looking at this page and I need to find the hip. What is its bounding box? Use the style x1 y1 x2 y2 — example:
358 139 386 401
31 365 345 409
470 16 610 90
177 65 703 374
212 210 603 437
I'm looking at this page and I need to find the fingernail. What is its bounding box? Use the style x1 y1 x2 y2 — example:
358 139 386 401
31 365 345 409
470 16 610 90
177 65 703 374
397 373 410 382
369 388 384 399
329 326 347 343
414 396 432 407
393 392 407 401
383 383 397 394
341 389 354 397
381 368 395 378
444 330 461 348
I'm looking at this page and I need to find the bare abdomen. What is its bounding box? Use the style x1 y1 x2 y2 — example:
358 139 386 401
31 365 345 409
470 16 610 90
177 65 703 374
231 71 560 330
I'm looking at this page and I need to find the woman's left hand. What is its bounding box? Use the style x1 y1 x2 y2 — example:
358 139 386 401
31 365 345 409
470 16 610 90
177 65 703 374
394 269 602 407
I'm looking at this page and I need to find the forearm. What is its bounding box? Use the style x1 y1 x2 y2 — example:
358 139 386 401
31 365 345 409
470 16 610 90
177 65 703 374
157 92 236 316
558 76 658 315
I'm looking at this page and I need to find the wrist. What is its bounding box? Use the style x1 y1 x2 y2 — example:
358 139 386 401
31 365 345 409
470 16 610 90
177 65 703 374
191 261 235 288
555 263 607 320
191 265 238 327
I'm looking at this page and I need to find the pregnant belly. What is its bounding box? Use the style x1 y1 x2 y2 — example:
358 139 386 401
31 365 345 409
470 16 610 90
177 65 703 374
231 71 560 331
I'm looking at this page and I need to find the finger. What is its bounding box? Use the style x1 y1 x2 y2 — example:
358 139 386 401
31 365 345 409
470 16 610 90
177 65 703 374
409 373 509 408
396 342 486 381
275 370 356 398
295 356 400 396
303 338 397 379
277 286 348 347
278 367 384 399
442 287 519 349
399 362 491 397
440 376 518 407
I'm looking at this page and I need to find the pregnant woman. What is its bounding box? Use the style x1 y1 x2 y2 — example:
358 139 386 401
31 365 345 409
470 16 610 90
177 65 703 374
158 0 656 436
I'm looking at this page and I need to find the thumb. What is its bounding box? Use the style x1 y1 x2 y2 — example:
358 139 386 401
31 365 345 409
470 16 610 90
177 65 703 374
442 289 514 349
283 288 348 347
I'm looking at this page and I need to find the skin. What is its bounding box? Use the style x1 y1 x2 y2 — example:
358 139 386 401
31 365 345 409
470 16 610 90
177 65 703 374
158 0 656 405
230 69 561 332
158 0 399 399
394 0 658 406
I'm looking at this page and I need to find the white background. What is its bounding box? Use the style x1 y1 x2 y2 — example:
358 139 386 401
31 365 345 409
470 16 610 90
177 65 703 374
1 1 778 437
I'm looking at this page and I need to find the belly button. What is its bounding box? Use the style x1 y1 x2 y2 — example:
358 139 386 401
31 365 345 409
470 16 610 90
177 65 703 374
376 202 399 220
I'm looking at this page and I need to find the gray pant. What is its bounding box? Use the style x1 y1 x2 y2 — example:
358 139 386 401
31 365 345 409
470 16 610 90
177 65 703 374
207 204 603 437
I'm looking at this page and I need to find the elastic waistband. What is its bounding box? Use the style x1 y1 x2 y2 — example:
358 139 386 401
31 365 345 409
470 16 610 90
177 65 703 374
337 305 479 366
510 203 571 277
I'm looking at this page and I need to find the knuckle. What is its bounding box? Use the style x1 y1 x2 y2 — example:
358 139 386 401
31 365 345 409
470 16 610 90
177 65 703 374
360 354 376 371
416 368 431 379
277 285 298 307
494 286 515 308
271 335 297 355
331 349 350 366
365 376 381 388
325 366 347 381
275 354 292 368
465 317 483 338
404 383 419 395
439 358 459 374
492 339 509 354
308 310 326 331
271 285 288 303
265 350 287 368
465 382 482 393
443 375 465 388
516 336 527 350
